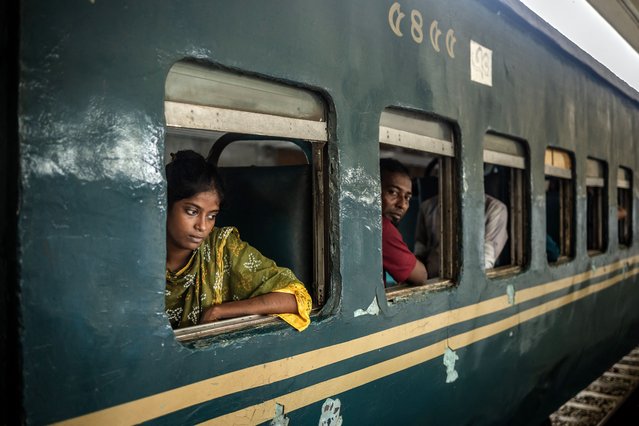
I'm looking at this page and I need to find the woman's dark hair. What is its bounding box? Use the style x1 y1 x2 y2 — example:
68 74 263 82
166 150 225 206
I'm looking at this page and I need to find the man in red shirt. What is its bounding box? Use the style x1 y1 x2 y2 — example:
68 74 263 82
380 158 428 286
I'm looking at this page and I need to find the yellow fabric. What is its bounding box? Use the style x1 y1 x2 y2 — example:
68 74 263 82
165 226 312 331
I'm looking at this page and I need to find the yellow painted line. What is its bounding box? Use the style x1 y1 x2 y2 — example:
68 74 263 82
202 264 639 425
56 256 639 425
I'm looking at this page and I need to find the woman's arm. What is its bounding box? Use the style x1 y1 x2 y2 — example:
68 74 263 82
200 292 298 323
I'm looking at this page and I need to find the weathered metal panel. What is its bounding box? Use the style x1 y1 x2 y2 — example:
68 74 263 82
12 0 639 424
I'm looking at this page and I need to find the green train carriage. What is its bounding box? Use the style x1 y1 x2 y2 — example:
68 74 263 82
2 0 639 424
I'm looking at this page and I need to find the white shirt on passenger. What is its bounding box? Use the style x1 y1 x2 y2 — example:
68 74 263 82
414 194 508 276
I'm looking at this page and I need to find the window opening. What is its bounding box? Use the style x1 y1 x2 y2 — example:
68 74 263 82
618 166 632 247
483 133 528 276
164 61 328 341
379 108 457 299
586 158 608 255
545 148 575 263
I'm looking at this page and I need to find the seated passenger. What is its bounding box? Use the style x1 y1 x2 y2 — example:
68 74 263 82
545 178 561 262
164 150 311 331
415 194 507 276
617 206 627 221
546 234 560 262
380 158 428 286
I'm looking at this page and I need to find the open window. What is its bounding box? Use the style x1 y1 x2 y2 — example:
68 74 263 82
586 157 608 255
545 148 575 264
378 108 458 299
164 61 328 341
483 133 529 276
618 166 632 247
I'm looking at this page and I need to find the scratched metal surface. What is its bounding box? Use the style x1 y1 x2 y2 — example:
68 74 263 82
14 0 639 424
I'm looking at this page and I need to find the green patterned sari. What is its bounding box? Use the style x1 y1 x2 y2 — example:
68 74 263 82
165 226 311 331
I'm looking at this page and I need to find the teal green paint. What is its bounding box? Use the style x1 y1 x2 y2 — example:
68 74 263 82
12 0 639 424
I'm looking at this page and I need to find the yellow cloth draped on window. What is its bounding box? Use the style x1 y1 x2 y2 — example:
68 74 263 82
165 226 312 331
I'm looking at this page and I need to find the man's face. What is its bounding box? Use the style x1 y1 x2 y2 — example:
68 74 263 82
381 171 412 225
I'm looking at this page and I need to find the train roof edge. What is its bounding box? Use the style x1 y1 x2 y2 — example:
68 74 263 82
497 0 639 105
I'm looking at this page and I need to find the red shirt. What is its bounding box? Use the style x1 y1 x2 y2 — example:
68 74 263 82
382 216 417 285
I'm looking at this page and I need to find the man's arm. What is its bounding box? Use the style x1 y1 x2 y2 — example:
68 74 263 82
383 217 428 285
406 258 428 284
484 196 508 269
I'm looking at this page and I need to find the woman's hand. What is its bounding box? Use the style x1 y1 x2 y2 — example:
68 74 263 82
200 293 298 324
201 305 222 323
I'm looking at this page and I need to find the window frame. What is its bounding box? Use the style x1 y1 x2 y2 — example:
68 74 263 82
483 133 529 278
378 108 458 300
618 166 633 248
585 157 608 255
164 61 329 341
544 147 576 264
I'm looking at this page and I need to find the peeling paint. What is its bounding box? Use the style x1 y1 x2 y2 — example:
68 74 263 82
269 403 289 426
319 398 343 426
507 284 515 305
354 297 380 317
340 166 378 206
443 347 459 383
461 167 469 193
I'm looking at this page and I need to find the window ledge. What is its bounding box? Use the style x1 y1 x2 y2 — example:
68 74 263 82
549 256 573 266
385 279 455 303
486 265 523 279
174 308 321 343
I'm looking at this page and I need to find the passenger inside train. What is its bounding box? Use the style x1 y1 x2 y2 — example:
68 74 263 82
415 164 508 277
545 148 575 263
380 158 428 286
164 150 312 331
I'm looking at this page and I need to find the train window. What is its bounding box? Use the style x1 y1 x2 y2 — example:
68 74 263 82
586 158 608 255
379 108 458 299
164 61 328 341
544 148 575 264
618 167 632 247
483 133 528 276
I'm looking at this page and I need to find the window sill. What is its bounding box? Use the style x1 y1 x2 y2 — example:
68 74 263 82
385 279 455 303
174 308 320 343
549 256 573 266
486 265 523 279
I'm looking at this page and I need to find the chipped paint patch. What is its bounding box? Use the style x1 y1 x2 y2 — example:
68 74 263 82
340 166 378 206
507 284 515 305
354 297 380 317
319 398 343 426
269 403 289 426
443 347 459 383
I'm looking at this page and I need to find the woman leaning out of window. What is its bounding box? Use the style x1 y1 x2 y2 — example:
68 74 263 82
164 150 311 331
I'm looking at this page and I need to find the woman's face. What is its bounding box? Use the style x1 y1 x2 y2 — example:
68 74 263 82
167 190 221 253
